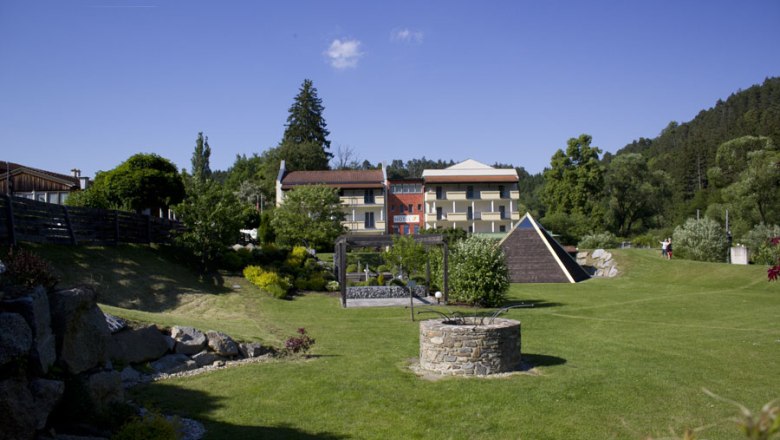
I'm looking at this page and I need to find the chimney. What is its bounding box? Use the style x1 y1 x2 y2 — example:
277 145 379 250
71 168 81 178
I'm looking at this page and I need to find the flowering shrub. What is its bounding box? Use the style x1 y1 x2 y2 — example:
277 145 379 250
449 235 509 307
768 237 780 282
282 328 315 356
672 217 728 262
243 265 292 299
1 247 59 293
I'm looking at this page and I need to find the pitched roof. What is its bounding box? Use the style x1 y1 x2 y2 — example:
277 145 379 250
0 161 80 187
281 169 385 189
499 212 590 283
422 159 518 182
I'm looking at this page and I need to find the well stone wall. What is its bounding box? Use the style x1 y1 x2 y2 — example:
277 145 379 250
419 318 521 376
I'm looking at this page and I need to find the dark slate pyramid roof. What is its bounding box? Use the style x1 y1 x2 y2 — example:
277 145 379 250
499 213 590 283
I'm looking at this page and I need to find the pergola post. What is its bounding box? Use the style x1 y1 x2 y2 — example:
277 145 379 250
443 242 449 303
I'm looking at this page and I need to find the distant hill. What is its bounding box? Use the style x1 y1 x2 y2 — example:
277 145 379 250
614 77 780 203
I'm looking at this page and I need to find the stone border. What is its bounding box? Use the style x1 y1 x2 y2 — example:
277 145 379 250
346 285 428 299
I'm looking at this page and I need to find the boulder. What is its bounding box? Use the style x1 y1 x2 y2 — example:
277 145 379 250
85 371 124 412
103 313 127 334
239 342 271 358
150 354 197 374
591 249 605 259
162 334 176 352
49 287 111 374
29 378 65 430
119 366 142 387
109 325 169 364
191 350 222 367
170 326 207 355
0 312 32 367
206 331 238 356
0 377 37 440
1 286 56 373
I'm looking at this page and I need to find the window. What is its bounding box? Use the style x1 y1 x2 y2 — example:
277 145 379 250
499 205 506 219
390 205 395 212
414 226 419 234
393 225 400 234
399 204 405 213
408 204 413 213
466 185 474 199
499 185 507 198
436 207 443 220
47 193 58 204
436 186 443 200
364 189 375 204
404 225 410 235
499 225 506 232
467 206 473 220
365 212 375 229
468 226 473 233
417 204 422 211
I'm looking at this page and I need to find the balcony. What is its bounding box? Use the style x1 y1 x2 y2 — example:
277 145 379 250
510 190 519 199
340 195 384 206
343 221 386 232
425 213 440 222
481 212 504 221
511 211 520 220
446 191 467 201
480 190 501 200
447 212 468 222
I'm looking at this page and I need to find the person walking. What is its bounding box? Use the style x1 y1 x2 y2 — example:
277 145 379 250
666 238 673 260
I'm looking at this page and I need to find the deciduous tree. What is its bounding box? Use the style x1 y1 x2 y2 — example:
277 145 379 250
271 185 345 250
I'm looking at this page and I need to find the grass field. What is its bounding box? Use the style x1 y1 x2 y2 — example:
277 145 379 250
36 245 780 439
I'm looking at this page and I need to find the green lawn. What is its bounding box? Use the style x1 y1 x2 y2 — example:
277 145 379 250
37 245 780 439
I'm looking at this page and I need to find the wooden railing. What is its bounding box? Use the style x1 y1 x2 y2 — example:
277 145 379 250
0 194 183 246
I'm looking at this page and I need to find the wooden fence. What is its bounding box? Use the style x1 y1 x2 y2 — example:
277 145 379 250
0 194 183 246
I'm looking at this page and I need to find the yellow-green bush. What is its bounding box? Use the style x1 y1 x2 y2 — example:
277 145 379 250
243 265 291 299
113 412 179 440
285 246 308 269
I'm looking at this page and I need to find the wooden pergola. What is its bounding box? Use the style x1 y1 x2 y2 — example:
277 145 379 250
333 234 449 308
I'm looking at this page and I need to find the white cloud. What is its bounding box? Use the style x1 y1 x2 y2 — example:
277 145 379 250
325 39 363 69
391 28 424 44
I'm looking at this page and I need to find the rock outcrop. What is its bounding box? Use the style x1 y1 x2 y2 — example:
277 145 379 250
49 287 111 374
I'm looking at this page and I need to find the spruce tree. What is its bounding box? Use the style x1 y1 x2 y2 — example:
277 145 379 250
280 79 332 170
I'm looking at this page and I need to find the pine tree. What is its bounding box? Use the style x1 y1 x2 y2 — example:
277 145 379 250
280 79 332 170
191 132 212 182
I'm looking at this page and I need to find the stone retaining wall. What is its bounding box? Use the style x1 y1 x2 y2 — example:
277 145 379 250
419 318 521 376
347 286 428 299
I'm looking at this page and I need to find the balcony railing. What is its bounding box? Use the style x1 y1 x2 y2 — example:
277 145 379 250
480 212 503 221
480 190 501 200
510 190 519 199
425 213 439 222
343 221 386 231
446 191 467 201
447 212 467 222
340 195 384 206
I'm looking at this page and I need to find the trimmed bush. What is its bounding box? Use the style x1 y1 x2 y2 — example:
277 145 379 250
325 280 340 292
449 236 509 307
578 232 618 249
673 217 728 262
244 265 292 299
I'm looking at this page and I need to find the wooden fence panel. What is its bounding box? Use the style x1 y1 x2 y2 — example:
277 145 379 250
0 195 181 246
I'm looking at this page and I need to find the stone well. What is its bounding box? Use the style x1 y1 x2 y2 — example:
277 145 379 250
419 317 521 376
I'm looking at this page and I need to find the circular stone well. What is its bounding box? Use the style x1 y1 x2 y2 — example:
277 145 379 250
419 317 521 376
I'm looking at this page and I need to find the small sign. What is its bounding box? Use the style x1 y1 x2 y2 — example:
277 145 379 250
393 215 420 223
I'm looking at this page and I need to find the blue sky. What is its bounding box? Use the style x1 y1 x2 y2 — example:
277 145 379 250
2 1 779 178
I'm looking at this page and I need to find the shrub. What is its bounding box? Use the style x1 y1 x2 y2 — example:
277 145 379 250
377 274 385 286
449 235 509 307
672 217 728 262
578 231 618 249
113 411 180 440
754 238 780 266
219 251 244 272
282 328 315 356
741 223 780 261
1 247 59 292
307 275 326 291
243 265 291 299
325 280 340 292
285 246 308 269
346 264 358 273
389 278 406 287
630 233 658 249
294 278 309 291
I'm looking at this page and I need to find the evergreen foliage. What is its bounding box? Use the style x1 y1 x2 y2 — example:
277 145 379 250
383 235 426 278
281 79 332 165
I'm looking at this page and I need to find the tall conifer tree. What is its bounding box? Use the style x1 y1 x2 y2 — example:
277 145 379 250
280 79 332 170
191 132 212 182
